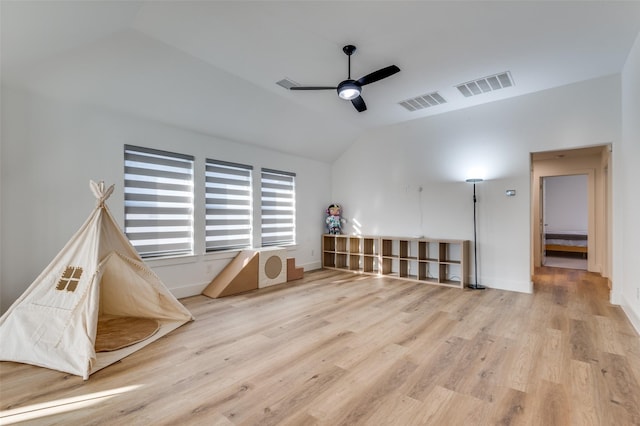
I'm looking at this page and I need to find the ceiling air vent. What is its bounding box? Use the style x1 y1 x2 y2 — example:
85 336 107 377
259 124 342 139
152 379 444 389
276 78 299 90
399 92 447 112
456 71 514 98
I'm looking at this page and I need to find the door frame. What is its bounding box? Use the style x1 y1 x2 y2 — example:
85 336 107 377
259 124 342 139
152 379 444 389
530 145 610 283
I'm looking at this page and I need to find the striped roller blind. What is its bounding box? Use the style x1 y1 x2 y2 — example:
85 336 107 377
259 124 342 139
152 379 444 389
124 145 194 258
261 168 296 246
205 159 253 251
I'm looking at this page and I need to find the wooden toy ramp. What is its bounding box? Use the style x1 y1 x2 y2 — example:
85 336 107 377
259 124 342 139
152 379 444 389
287 258 304 281
202 250 259 298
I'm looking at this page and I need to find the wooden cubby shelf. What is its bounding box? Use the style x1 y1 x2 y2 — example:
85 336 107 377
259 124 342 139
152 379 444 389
322 234 469 289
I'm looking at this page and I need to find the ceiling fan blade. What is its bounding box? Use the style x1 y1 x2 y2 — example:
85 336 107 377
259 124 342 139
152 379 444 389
290 86 336 91
356 65 400 86
351 96 367 112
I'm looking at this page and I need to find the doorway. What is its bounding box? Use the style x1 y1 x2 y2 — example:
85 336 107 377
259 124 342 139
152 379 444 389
541 174 588 270
530 145 610 281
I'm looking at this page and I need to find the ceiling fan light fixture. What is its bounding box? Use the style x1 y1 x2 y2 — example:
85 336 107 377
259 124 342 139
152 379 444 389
290 45 399 112
337 81 361 100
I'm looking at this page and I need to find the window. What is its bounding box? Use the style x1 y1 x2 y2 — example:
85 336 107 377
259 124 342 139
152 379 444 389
261 168 296 246
124 145 194 258
205 159 253 251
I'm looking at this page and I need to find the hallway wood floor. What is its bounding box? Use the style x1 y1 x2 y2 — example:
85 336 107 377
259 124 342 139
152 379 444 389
1 267 639 425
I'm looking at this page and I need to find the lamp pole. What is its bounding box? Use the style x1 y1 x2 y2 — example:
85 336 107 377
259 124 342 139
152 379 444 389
466 178 485 290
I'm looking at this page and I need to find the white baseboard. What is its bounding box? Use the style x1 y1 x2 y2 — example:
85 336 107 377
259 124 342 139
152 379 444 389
170 281 209 300
621 299 640 336
479 277 533 294
300 260 322 272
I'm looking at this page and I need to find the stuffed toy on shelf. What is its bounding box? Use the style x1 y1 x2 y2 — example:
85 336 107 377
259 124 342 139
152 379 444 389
326 204 345 235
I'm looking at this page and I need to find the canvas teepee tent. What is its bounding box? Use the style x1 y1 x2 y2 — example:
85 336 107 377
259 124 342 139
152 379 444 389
0 181 193 379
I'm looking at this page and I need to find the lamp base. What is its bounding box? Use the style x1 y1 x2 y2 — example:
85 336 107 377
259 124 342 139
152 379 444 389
468 283 486 290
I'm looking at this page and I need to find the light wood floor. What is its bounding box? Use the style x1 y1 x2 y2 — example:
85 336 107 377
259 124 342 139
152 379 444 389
1 267 639 425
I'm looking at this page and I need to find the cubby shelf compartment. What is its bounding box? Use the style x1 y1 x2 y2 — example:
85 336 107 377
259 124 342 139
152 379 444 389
322 234 468 289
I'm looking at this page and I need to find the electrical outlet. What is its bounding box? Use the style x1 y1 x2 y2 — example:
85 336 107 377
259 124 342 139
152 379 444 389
311 249 315 257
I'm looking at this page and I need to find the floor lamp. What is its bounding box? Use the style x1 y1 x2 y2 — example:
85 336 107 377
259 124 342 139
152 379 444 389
466 178 485 290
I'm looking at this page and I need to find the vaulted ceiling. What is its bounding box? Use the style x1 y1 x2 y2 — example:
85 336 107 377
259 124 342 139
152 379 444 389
2 1 640 162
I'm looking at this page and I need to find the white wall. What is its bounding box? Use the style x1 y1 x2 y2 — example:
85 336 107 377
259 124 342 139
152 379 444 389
0 87 330 313
618 33 640 333
544 175 588 233
332 75 621 293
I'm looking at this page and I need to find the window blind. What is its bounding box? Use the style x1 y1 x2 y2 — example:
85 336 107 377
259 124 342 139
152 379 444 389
261 168 296 246
124 145 194 258
205 159 253 251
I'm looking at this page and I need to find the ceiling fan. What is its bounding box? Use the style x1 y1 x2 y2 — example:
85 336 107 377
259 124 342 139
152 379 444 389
290 45 400 112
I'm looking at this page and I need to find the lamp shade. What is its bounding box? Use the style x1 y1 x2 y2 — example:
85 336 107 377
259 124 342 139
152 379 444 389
337 80 361 100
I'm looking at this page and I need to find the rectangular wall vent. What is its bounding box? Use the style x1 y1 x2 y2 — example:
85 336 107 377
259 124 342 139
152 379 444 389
276 78 299 90
398 92 447 112
456 71 514 98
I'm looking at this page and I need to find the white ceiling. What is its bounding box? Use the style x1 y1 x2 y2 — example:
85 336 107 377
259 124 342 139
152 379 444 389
2 1 640 162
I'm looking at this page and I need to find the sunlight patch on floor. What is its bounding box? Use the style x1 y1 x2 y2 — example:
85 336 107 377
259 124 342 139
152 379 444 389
0 385 143 424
